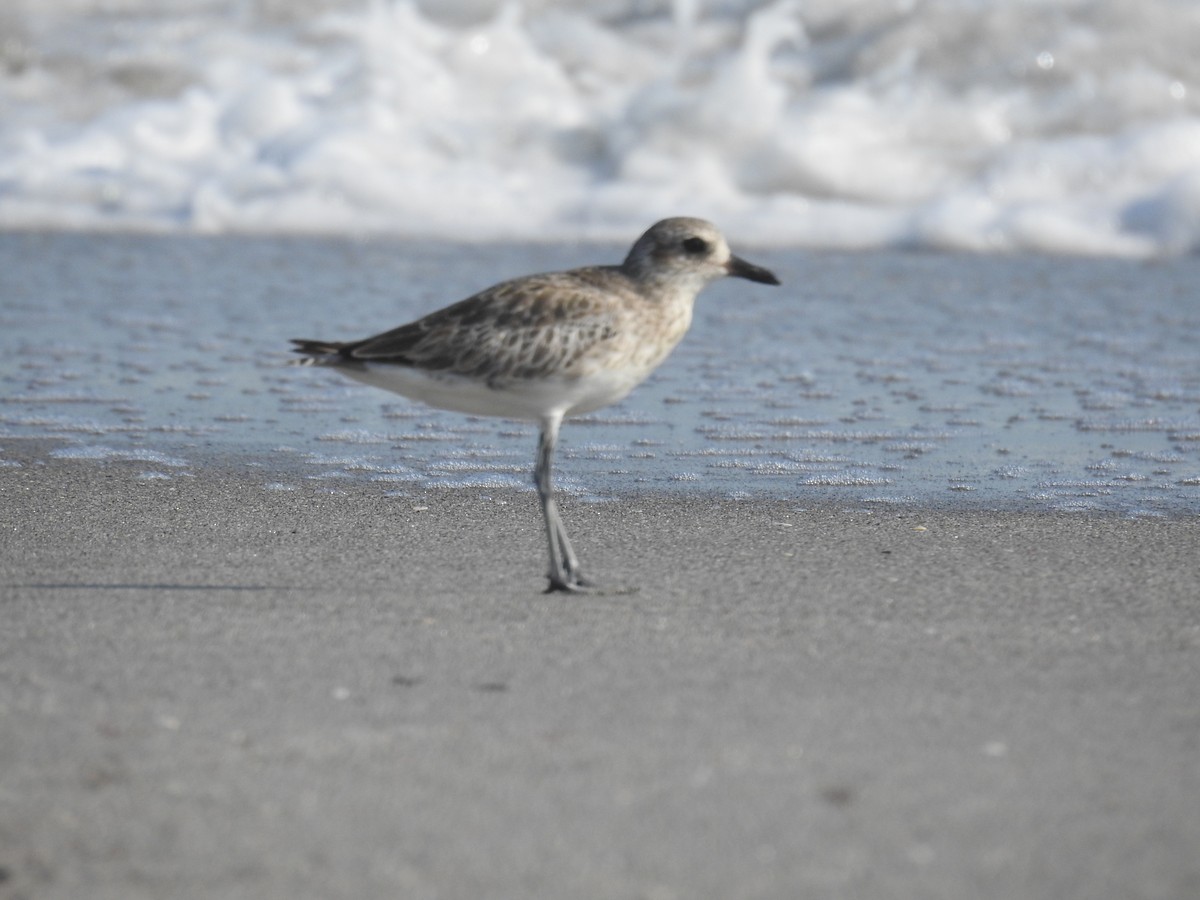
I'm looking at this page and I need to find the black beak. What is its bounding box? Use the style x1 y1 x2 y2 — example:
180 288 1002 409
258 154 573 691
726 254 780 285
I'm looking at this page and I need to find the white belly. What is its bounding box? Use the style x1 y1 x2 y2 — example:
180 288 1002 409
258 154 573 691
337 363 647 423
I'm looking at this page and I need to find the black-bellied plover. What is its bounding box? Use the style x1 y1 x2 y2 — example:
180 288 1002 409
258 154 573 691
291 217 779 592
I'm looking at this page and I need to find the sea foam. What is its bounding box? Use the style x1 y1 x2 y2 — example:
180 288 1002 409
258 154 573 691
1 0 1198 255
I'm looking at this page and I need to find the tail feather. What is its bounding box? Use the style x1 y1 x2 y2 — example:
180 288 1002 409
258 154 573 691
290 338 350 365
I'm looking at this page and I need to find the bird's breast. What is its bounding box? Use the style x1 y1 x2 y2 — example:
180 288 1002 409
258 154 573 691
579 292 694 376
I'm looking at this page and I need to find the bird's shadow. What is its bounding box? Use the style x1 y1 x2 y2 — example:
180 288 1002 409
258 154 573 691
11 583 291 592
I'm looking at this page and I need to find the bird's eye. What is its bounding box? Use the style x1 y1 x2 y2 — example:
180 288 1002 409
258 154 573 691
682 237 709 255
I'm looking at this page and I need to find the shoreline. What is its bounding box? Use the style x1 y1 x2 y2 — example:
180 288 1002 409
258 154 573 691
5 434 1198 520
4 234 1200 518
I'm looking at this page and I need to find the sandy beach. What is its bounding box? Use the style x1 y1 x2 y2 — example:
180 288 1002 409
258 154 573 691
2 442 1197 899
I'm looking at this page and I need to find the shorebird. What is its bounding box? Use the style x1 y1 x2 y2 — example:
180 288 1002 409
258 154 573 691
291 217 779 592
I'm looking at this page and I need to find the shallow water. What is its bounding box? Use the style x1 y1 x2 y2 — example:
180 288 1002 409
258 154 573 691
2 232 1198 515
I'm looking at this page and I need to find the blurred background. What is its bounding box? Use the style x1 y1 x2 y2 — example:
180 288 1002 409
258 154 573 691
2 0 1198 254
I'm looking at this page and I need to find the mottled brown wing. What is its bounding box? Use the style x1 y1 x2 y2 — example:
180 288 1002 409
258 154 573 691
343 268 633 382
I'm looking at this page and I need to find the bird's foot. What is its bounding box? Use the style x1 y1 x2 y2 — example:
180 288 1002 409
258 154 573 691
545 572 593 594
544 573 638 596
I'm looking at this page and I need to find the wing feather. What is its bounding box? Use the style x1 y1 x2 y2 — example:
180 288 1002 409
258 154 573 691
339 267 636 382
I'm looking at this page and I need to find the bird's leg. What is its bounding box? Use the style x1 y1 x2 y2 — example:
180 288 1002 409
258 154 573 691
536 420 588 592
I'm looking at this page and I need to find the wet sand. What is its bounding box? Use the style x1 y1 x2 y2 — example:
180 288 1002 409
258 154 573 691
2 444 1198 899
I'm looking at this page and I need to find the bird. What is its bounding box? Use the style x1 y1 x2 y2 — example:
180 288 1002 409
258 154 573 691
291 217 780 592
